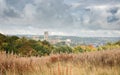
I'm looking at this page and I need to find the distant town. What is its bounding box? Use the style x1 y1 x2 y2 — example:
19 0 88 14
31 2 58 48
11 31 120 47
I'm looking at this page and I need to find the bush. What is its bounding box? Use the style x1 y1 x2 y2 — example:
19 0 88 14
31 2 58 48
53 46 73 54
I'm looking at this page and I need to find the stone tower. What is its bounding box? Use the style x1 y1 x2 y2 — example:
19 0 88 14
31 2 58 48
44 31 48 40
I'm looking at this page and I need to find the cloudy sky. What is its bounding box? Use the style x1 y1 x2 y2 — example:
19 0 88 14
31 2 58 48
0 0 120 37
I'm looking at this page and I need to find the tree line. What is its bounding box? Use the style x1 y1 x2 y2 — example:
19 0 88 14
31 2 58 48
0 33 120 56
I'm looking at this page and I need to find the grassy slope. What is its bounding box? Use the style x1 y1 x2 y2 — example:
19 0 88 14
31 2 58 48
0 49 120 75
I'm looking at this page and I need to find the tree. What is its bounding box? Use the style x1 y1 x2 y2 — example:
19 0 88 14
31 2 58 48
115 40 120 45
3 36 19 53
42 40 51 46
18 45 38 56
0 33 6 46
74 46 85 53
54 46 73 54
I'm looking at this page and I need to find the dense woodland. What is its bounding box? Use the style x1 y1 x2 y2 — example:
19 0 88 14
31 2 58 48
0 33 120 56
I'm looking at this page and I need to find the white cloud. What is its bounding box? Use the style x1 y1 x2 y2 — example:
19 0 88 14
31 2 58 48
0 0 120 37
116 9 120 18
71 3 81 8
23 4 36 18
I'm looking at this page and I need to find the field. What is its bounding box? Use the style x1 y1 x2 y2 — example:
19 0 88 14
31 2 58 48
0 49 120 75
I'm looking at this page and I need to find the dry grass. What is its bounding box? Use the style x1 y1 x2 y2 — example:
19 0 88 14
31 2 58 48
0 49 120 75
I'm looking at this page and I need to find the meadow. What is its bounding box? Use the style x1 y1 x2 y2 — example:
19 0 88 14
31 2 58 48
0 49 120 75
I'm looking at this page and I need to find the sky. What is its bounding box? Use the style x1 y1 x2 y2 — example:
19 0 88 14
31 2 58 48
0 0 120 37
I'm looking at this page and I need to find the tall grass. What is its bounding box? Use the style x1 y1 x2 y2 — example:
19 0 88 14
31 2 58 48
0 49 120 75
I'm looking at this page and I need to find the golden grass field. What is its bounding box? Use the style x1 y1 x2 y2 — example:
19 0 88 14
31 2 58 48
0 49 120 75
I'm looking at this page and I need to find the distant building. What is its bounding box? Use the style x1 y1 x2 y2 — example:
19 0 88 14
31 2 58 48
32 36 39 40
49 38 72 46
65 39 72 46
49 38 62 44
44 31 49 40
43 31 72 46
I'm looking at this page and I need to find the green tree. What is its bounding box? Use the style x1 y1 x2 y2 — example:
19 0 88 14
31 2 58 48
74 46 85 53
4 36 19 53
42 40 51 46
18 45 38 56
115 40 120 46
54 46 73 54
0 33 6 46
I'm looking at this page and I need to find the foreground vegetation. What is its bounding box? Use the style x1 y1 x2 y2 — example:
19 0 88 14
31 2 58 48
0 33 120 56
0 49 120 75
0 33 120 75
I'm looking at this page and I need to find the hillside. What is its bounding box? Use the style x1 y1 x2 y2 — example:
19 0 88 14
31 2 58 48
0 49 120 75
